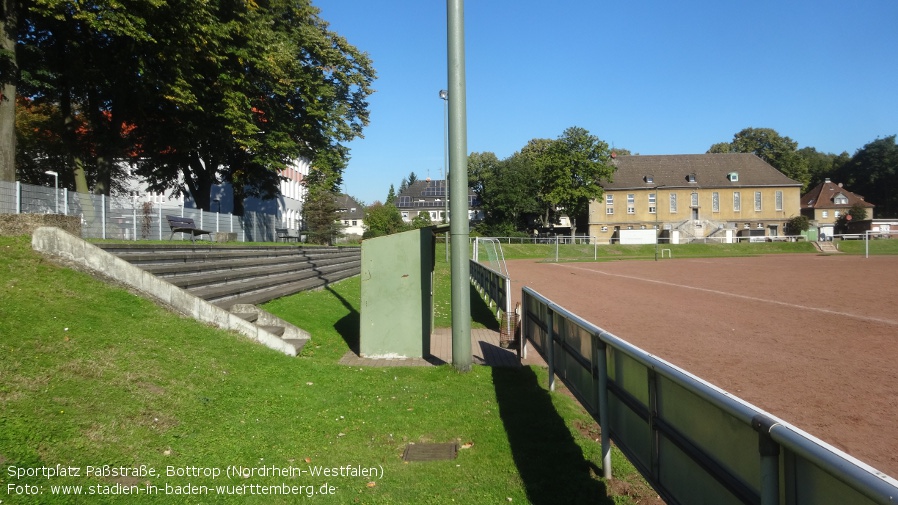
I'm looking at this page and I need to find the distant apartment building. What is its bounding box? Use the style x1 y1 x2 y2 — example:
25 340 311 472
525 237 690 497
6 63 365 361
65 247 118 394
396 179 482 223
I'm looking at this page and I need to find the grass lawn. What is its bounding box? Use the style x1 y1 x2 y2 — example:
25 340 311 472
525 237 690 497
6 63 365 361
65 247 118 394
0 235 656 504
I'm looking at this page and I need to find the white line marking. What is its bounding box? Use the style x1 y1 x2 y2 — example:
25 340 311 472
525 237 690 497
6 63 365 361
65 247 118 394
553 263 898 327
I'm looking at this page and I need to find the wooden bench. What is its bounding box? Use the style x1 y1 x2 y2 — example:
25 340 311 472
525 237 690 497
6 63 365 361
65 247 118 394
166 215 212 243
276 227 300 242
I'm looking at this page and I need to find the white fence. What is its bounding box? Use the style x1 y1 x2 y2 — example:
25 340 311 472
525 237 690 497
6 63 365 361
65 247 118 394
0 181 283 242
521 286 898 505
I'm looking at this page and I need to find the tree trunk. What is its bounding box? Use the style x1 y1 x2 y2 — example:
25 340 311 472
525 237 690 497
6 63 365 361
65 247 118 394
0 0 16 182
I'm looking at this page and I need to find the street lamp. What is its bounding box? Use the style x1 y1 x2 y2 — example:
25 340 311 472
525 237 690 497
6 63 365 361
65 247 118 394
45 170 59 214
439 89 449 261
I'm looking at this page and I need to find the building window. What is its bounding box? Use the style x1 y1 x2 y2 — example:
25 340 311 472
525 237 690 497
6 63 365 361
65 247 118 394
691 192 699 207
744 223 750 229
669 193 678 213
755 192 762 211
834 211 841 218
627 207 635 214
606 194 614 205
835 194 848 205
822 210 829 218
648 206 656 214
606 207 614 215
775 191 783 211
712 192 720 213
600 226 608 232
649 193 656 213
627 193 635 204
734 192 741 212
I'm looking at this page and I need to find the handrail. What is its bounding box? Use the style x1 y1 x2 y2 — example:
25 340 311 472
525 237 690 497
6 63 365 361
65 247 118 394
521 285 898 505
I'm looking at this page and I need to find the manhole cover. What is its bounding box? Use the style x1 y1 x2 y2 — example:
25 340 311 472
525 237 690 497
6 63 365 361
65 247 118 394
402 443 458 462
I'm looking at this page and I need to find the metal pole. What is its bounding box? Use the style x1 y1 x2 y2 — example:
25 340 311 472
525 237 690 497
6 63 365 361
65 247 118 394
594 336 612 480
447 0 471 371
440 90 450 262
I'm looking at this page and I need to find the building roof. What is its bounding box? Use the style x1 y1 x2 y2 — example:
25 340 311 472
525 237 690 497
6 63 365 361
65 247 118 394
800 179 874 210
604 153 802 190
335 194 365 220
397 179 478 209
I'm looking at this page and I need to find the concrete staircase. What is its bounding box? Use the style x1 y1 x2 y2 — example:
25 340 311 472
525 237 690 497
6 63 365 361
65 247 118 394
94 243 361 355
814 241 841 254
97 244 361 308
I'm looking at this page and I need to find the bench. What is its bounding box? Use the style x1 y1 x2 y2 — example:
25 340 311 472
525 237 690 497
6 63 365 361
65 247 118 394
166 215 212 243
276 228 300 242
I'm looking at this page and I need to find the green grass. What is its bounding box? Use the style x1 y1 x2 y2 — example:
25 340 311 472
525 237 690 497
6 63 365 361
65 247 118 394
0 235 655 504
488 240 820 261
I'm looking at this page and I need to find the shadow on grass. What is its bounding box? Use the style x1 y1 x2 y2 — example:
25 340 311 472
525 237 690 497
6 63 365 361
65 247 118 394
492 366 611 505
327 285 360 355
470 283 501 331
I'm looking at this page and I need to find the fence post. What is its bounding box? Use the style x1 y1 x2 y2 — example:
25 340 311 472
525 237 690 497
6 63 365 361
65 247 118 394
547 309 555 392
158 205 163 240
752 415 781 505
593 335 612 480
101 195 107 239
15 181 21 213
132 205 137 241
555 235 559 262
63 189 68 216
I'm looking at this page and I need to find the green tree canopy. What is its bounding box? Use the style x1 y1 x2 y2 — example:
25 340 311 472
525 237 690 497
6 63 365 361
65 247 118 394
11 0 375 211
835 135 898 217
709 127 810 189
363 202 407 239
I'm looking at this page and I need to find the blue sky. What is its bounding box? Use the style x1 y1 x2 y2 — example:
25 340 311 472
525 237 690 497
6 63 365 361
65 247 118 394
313 0 898 206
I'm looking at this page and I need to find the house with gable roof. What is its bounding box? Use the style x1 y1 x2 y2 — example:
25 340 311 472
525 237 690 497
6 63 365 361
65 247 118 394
396 178 482 224
800 178 875 239
588 153 803 244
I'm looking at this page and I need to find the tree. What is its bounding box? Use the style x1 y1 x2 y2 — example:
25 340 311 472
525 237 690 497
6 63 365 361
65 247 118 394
14 0 375 210
835 135 898 218
0 0 15 182
784 215 810 236
710 128 810 188
303 188 342 245
385 184 396 205
798 146 850 189
410 210 432 228
540 126 615 237
835 203 870 234
363 201 406 238
468 151 540 233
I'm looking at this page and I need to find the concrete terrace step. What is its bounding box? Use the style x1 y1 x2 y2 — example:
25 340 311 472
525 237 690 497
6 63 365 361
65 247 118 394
99 242 361 310
136 251 358 277
210 265 359 308
163 256 359 290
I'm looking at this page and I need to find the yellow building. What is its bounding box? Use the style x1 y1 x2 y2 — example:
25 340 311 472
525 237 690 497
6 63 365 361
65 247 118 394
588 154 803 244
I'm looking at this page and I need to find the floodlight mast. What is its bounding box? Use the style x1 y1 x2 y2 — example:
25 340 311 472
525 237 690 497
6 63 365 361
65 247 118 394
446 0 471 372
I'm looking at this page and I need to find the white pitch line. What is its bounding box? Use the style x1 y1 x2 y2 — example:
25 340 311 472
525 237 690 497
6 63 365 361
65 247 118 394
553 263 898 327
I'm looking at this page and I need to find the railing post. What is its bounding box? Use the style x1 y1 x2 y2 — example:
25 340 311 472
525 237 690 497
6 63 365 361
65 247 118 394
63 189 68 216
593 335 612 480
15 181 21 213
547 308 555 392
101 195 107 239
752 415 781 505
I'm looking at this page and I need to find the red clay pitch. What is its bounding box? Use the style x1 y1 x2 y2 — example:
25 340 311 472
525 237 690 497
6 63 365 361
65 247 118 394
506 254 898 478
